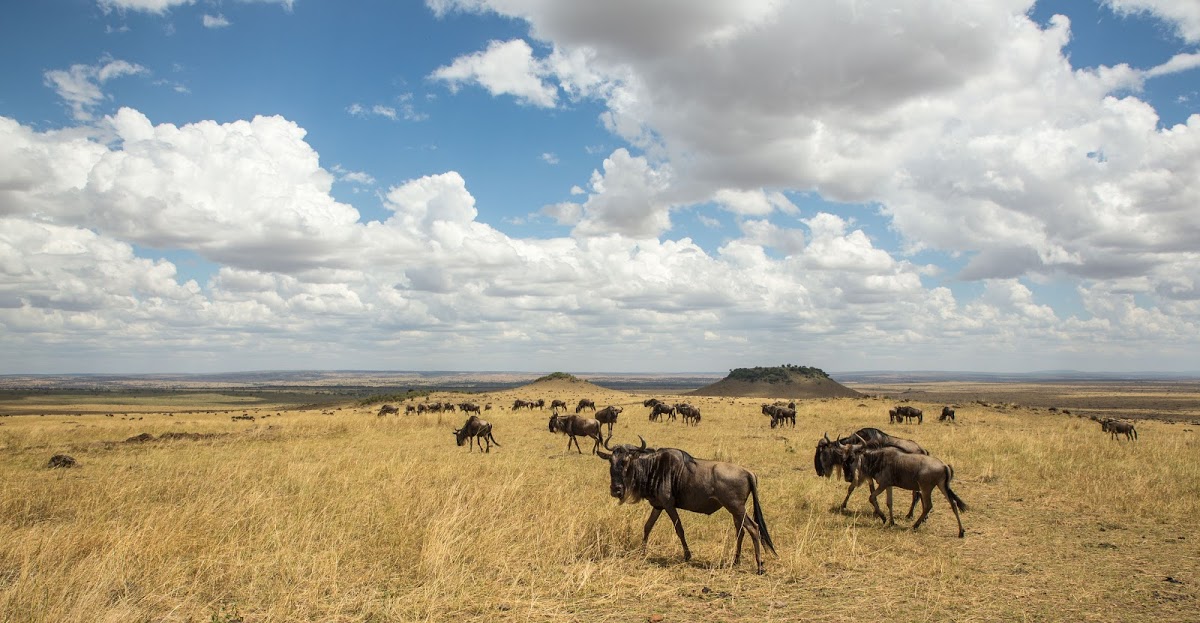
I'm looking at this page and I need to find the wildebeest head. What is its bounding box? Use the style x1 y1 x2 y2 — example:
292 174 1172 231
548 414 560 433
814 433 855 481
452 426 468 446
596 435 651 502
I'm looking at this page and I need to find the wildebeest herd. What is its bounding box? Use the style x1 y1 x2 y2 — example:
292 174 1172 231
369 393 1140 574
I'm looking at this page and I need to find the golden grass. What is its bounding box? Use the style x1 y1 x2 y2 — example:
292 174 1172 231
1 387 1197 622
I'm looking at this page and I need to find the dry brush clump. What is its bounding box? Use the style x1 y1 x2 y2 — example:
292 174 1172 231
0 391 1196 622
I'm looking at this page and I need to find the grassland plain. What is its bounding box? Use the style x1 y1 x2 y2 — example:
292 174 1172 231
0 379 1197 622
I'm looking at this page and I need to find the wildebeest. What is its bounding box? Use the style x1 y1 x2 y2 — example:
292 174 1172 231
677 403 701 426
650 402 676 422
761 404 795 428
377 404 400 417
231 414 255 421
459 402 482 415
549 414 605 454
576 398 596 413
1101 419 1138 441
596 436 777 574
534 399 546 410
892 405 923 424
512 399 531 411
643 398 663 408
595 405 622 436
404 404 417 415
842 446 967 538
452 415 501 453
550 399 569 414
814 429 926 514
939 406 956 422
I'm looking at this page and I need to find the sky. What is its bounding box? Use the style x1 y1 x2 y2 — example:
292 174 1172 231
1 0 1198 375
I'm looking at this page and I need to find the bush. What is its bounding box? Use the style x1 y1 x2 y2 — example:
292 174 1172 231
534 372 579 383
726 365 828 384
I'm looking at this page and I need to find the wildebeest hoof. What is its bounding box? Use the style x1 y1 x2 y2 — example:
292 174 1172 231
757 567 766 575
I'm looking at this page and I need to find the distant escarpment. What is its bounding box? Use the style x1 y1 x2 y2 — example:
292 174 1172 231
689 365 861 399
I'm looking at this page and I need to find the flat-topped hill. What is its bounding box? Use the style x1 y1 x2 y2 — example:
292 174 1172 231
689 365 861 399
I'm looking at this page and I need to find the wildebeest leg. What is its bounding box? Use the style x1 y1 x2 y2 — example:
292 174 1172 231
911 485 934 531
839 480 860 510
905 490 920 519
664 507 691 561
730 510 763 571
885 487 895 526
866 485 887 523
567 435 580 454
591 435 601 455
642 507 662 550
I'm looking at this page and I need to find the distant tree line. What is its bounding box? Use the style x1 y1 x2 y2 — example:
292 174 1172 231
726 365 829 384
356 389 433 406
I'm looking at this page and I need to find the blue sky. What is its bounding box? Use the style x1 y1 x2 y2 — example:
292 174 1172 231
1 0 1198 374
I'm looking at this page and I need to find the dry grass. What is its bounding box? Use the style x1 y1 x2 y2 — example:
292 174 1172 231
1 384 1197 622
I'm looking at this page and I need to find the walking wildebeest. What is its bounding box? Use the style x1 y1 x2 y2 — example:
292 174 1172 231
512 399 531 411
892 405 923 424
458 402 481 415
814 429 926 515
550 399 569 414
761 404 795 428
649 402 676 422
534 399 546 410
549 414 605 454
595 405 622 436
643 398 663 408
1101 419 1138 440
596 436 777 574
939 406 956 422
377 404 400 417
842 446 967 538
404 404 416 415
452 415 501 453
576 398 596 413
677 403 701 426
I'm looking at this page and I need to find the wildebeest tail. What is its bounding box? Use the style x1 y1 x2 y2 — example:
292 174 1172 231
944 465 967 512
749 474 777 555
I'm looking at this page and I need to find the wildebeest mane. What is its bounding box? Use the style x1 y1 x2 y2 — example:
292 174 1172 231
624 448 695 504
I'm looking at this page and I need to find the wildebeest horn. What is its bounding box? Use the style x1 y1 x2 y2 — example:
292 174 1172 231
602 435 615 451
638 435 647 451
823 432 830 442
596 449 611 460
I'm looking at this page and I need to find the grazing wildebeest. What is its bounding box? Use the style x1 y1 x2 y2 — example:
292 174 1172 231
814 429 926 514
596 436 777 574
893 405 923 424
842 446 967 538
550 399 569 414
452 415 501 453
512 399 530 411
443 402 457 412
459 402 482 415
231 414 255 421
1101 419 1138 440
650 402 675 422
677 403 701 426
761 404 795 428
377 404 400 417
484 403 493 411
534 399 546 410
595 405 622 436
405 404 417 415
576 399 596 413
549 414 605 454
939 406 956 422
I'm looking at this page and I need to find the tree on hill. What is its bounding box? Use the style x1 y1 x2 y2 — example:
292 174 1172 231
726 365 829 384
533 372 580 383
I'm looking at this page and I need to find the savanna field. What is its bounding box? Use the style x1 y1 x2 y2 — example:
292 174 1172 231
1 379 1198 622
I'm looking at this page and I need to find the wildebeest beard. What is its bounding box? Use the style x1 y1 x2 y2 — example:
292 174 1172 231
619 448 696 505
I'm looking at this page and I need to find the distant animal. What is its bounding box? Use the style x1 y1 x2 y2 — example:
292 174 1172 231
534 399 546 410
596 436 777 574
595 405 623 436
377 404 400 417
512 399 531 411
1101 419 1138 441
458 402 482 415
842 446 967 538
677 403 701 426
576 399 596 413
643 398 663 408
550 399 569 414
417 403 429 414
549 413 605 454
892 405 923 424
814 429 926 515
761 404 795 428
452 415 501 453
405 405 417 415
650 402 676 422
939 406 956 422
484 403 493 411
231 414 255 421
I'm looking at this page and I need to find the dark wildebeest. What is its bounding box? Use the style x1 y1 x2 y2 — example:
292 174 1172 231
597 436 777 574
650 402 675 422
893 405 923 424
595 405 622 437
814 429 927 515
576 398 597 413
677 403 701 426
459 402 482 415
534 399 546 410
377 404 400 417
1101 419 1138 440
550 399 569 414
404 404 416 415
643 398 663 408
484 403 493 411
939 406 956 422
762 404 795 428
416 403 428 414
842 446 967 538
549 414 605 454
512 399 530 411
452 415 501 453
